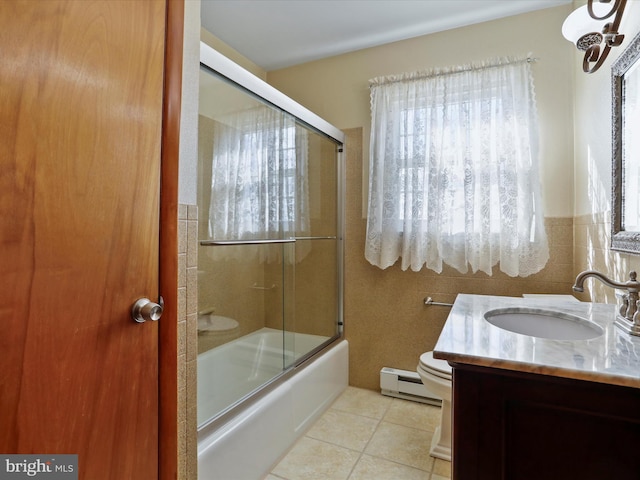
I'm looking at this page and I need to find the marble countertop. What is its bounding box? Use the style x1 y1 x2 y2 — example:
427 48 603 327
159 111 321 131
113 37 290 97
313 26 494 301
433 294 640 389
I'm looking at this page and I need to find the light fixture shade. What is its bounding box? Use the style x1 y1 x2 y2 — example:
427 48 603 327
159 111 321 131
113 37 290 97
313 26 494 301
562 3 611 44
562 0 627 73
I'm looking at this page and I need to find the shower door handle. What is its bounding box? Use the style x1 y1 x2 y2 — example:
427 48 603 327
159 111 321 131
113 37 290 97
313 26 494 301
131 296 164 323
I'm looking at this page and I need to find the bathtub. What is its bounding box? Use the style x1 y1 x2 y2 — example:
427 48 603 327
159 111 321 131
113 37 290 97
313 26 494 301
197 327 348 480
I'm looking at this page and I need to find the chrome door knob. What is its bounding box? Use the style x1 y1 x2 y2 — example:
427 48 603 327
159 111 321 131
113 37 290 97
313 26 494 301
131 297 164 323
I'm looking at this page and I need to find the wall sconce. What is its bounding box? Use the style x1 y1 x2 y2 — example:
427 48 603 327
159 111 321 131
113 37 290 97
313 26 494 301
562 0 627 73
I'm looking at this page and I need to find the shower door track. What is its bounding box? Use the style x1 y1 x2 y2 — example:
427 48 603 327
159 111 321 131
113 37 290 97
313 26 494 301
200 236 336 246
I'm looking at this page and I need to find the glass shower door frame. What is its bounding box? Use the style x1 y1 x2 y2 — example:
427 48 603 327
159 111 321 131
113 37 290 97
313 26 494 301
198 41 345 432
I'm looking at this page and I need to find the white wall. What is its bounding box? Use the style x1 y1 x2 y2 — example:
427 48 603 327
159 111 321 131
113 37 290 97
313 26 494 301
180 12 269 205
573 0 640 217
179 0 201 205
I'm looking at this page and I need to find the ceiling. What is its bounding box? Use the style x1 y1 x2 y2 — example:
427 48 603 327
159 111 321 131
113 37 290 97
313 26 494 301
201 0 572 71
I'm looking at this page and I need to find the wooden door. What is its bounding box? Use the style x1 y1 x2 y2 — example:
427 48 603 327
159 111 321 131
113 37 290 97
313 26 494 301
1 1 167 478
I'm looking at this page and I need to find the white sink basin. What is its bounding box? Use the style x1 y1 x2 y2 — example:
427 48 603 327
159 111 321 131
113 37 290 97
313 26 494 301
484 307 604 340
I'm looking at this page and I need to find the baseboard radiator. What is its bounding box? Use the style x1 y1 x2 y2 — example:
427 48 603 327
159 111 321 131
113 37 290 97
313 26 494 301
380 367 442 406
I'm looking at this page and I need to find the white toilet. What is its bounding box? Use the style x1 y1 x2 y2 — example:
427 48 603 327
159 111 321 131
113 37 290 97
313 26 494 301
417 351 453 461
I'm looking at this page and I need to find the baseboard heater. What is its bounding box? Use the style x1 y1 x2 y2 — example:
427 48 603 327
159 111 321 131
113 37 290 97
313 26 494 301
380 367 442 406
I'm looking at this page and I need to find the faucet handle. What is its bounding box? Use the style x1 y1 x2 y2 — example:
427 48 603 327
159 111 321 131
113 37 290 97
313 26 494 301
620 294 629 318
625 271 640 293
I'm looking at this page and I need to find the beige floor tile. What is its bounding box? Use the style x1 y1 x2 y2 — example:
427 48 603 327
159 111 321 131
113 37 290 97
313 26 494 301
432 458 452 477
348 454 430 480
383 398 441 432
331 387 392 419
271 437 361 480
364 422 434 472
306 409 379 451
431 475 450 480
263 475 284 480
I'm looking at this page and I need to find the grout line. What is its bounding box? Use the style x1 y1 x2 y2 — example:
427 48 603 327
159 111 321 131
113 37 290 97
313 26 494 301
266 474 289 480
300 433 364 454
345 396 397 479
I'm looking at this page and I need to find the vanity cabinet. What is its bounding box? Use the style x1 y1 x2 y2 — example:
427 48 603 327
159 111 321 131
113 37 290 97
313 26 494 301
451 363 640 480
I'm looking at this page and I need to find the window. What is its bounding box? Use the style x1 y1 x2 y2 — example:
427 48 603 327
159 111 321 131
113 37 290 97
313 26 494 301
365 56 549 276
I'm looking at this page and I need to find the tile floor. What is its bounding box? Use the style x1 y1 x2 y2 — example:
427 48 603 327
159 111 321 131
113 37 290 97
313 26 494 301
266 387 451 480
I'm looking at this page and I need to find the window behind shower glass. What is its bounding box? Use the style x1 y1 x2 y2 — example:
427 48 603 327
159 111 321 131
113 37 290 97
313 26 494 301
198 65 340 360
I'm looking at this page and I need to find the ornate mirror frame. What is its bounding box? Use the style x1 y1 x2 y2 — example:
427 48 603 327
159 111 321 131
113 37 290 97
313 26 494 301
612 30 640 253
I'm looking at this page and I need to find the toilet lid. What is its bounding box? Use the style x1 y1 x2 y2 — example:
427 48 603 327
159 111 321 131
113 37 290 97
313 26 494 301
198 314 239 332
419 351 452 379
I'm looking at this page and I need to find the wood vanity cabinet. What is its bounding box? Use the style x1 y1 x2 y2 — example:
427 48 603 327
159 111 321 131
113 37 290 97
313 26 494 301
451 363 640 480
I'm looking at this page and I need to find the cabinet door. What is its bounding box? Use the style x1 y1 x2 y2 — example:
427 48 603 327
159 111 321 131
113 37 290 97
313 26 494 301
0 1 166 478
453 366 640 480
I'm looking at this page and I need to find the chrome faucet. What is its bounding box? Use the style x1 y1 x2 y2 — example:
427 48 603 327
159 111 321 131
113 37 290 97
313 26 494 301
572 270 640 336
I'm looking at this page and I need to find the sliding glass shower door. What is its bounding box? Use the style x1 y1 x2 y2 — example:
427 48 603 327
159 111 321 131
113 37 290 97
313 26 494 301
197 51 343 427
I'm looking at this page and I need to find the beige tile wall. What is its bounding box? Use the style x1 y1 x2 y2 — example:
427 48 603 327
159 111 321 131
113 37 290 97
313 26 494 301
178 204 198 480
343 128 576 390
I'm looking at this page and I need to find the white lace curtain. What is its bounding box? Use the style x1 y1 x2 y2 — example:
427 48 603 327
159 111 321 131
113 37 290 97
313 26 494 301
365 56 549 276
208 107 309 260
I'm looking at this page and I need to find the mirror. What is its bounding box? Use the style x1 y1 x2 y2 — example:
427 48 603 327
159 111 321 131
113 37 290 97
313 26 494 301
612 30 640 253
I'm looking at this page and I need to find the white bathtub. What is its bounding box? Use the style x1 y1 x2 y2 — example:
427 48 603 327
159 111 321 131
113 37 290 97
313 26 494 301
197 328 348 480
